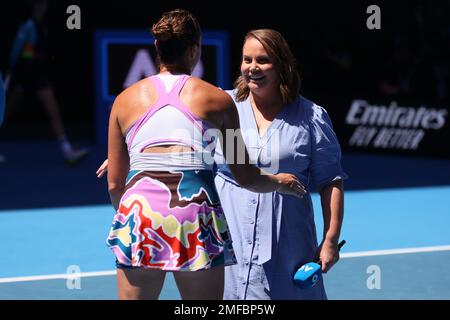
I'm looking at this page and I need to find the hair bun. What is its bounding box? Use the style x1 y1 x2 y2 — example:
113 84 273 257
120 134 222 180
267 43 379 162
152 22 175 42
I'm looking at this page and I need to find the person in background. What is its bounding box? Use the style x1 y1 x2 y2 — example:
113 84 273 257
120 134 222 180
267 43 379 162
4 0 88 166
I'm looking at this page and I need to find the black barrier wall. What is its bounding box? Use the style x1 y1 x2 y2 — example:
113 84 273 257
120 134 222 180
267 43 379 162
320 97 450 158
1 0 449 158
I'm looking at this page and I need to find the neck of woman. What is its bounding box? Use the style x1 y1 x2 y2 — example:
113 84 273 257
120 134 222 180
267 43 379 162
250 90 284 115
159 64 191 75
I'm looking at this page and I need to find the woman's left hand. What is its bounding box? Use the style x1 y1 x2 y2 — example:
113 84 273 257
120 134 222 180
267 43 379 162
314 239 340 273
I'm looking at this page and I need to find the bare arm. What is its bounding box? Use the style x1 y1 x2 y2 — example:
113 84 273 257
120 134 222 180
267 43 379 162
219 95 304 197
316 179 344 272
100 83 305 198
107 96 129 210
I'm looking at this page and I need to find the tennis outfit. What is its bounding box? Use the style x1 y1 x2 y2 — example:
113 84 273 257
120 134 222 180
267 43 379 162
106 74 236 271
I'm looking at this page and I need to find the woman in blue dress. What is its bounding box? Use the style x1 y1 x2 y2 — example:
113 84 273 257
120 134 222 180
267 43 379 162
214 29 348 300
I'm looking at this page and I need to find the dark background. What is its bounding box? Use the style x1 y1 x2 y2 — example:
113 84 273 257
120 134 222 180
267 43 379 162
1 6 449 303
0 0 449 210
1 0 448 143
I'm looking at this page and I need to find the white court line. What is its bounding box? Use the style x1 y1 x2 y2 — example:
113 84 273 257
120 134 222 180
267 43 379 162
0 270 116 283
1 245 450 284
340 244 450 258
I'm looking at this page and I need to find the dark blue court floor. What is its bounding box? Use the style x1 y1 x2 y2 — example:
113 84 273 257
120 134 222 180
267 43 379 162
1 140 450 211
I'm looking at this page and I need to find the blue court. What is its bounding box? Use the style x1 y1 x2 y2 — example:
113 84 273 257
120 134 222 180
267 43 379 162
1 141 450 299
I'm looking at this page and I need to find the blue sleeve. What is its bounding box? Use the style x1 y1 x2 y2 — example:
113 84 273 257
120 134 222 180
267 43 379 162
10 21 34 69
0 72 4 127
309 104 348 190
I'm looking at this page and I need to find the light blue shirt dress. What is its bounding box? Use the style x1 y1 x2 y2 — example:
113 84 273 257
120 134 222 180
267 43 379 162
214 90 348 300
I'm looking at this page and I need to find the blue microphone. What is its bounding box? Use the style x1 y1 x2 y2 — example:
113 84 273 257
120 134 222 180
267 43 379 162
294 240 346 289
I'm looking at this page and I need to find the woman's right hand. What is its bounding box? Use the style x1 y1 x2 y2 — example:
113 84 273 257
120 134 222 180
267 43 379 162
274 173 307 198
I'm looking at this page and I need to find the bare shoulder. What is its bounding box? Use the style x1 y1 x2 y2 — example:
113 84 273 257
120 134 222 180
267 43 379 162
114 78 155 108
109 77 157 134
186 77 234 111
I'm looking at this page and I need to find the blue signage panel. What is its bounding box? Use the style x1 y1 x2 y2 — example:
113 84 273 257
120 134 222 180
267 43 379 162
94 30 230 149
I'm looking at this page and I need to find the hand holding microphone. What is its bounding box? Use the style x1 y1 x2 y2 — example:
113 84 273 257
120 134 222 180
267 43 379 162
293 240 346 289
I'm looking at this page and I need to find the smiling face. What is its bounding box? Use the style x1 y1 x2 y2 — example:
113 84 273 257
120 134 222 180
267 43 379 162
234 29 300 104
240 37 280 96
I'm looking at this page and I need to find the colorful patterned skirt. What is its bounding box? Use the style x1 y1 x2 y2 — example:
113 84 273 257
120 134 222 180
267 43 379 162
106 169 236 271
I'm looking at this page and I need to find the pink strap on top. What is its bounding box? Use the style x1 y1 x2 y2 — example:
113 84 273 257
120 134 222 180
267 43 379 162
126 75 209 152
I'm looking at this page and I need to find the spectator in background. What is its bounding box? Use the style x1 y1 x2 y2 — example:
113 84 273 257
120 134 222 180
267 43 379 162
4 0 88 165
